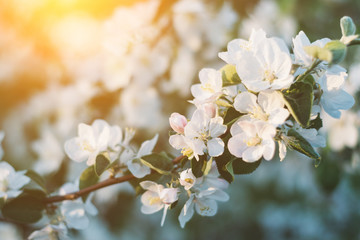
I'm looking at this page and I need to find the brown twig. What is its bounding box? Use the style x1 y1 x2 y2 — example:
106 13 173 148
44 174 136 204
44 155 186 204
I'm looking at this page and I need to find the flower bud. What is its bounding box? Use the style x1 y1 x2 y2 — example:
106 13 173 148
169 113 187 134
179 168 196 190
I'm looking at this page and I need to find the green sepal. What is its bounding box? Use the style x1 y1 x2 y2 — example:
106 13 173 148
79 166 99 202
95 153 111 177
304 45 332 62
220 64 241 87
2 189 46 224
140 152 173 175
286 129 321 166
283 82 313 128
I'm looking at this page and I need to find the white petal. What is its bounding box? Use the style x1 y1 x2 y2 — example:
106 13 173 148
178 195 195 228
242 146 263 162
262 139 275 160
64 138 89 163
137 134 158 158
209 117 227 138
228 133 248 158
160 188 179 204
278 141 287 161
234 91 258 113
207 138 224 157
195 198 217 216
127 160 151 178
7 172 30 190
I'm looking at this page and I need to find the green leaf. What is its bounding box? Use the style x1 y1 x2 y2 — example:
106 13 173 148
286 129 321 166
299 74 315 86
95 153 111 177
25 170 47 192
2 189 46 223
220 64 241 87
304 45 332 62
232 158 262 175
324 40 347 64
191 155 207 178
340 16 356 37
79 166 99 202
283 82 313 128
307 114 323 130
140 153 173 175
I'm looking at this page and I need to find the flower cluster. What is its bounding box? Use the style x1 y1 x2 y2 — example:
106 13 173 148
0 15 358 239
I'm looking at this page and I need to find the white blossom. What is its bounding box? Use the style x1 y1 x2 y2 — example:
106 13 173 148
0 161 30 199
228 120 276 162
64 120 112 165
234 90 289 126
231 36 293 92
318 66 355 119
191 68 223 102
126 134 158 178
28 223 68 240
140 181 179 226
179 168 196 190
292 31 330 67
178 187 229 228
169 109 227 160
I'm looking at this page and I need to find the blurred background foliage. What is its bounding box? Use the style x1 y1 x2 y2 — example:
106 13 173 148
0 0 359 239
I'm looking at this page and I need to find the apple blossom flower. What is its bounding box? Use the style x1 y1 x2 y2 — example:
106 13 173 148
140 181 179 226
191 68 223 101
64 120 112 165
233 90 289 126
169 109 227 160
228 120 276 162
59 182 98 230
125 134 159 178
318 66 355 118
292 31 330 67
28 223 68 240
236 37 294 92
178 187 229 228
179 168 196 190
0 161 30 200
169 113 188 134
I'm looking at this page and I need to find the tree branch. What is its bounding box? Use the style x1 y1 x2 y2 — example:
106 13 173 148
44 174 136 204
44 155 186 204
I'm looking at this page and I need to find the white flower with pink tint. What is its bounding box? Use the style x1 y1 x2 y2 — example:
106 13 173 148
228 120 276 162
140 181 179 226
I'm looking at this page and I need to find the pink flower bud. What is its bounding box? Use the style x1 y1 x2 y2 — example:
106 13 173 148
169 113 187 134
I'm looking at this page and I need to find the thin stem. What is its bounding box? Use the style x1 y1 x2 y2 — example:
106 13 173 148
44 155 186 204
296 59 322 82
44 174 136 204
